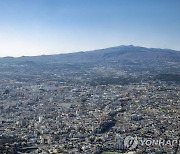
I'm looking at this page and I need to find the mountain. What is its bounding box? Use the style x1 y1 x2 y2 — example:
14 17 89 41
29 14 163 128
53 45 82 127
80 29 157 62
0 45 180 85
0 45 180 78
1 45 180 64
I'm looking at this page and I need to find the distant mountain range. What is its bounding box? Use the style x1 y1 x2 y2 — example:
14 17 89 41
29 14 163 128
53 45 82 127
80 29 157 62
0 45 180 84
1 45 180 64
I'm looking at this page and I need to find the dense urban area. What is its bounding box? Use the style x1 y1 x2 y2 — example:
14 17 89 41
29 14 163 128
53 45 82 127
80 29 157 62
0 46 180 153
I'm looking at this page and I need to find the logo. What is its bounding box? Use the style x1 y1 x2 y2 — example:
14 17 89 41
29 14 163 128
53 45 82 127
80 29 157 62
124 136 138 150
123 135 179 150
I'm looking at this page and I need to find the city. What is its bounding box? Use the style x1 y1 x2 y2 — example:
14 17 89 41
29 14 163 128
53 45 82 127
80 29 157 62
0 46 180 153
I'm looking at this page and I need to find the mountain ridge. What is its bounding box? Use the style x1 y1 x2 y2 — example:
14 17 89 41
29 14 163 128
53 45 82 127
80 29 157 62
0 45 180 64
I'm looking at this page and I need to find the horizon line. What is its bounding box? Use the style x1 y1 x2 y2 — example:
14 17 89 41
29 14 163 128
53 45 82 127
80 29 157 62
0 44 179 58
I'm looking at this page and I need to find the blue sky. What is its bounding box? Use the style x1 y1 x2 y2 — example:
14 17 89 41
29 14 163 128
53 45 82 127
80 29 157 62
0 0 180 57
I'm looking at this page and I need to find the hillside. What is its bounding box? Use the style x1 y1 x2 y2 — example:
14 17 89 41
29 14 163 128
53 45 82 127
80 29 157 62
1 45 180 64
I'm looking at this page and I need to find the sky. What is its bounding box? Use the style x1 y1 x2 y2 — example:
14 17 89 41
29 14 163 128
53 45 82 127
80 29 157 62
0 0 180 57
